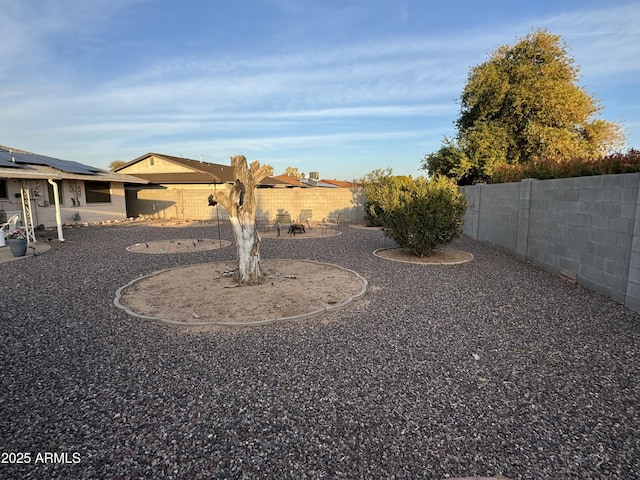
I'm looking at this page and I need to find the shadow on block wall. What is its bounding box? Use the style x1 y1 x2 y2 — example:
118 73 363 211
125 189 177 219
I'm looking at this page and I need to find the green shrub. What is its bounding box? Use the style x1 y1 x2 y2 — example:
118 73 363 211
360 168 414 227
379 176 467 257
364 201 385 227
490 149 640 183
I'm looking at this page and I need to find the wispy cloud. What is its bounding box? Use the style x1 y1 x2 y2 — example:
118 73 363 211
1 0 638 178
525 3 640 78
0 0 138 80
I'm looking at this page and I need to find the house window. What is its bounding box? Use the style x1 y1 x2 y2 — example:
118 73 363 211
47 180 64 205
0 180 7 199
85 181 111 203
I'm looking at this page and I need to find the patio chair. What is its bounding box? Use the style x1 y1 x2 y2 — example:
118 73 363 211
255 216 271 234
275 213 293 237
321 212 342 235
298 209 313 230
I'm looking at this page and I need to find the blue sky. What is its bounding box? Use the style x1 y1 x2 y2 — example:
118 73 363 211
1 0 638 181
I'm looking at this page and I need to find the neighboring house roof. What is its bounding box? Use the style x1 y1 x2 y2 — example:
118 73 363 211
0 145 147 183
299 178 338 188
271 174 309 187
320 179 361 188
272 174 349 188
132 172 227 185
117 153 288 187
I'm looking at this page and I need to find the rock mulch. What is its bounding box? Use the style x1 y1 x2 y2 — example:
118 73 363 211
1 222 639 479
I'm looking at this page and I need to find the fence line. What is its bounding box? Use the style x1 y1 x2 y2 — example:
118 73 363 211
126 187 366 224
461 173 640 313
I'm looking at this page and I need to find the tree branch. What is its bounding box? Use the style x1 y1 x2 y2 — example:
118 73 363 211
249 161 274 184
210 190 232 214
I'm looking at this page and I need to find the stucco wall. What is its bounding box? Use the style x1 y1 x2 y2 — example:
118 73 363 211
1 179 128 227
461 174 640 313
119 155 193 174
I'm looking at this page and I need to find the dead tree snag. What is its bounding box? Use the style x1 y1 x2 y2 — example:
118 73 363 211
208 155 273 284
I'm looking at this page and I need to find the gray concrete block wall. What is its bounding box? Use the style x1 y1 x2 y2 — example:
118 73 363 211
461 184 481 240
624 174 640 311
473 182 522 254
462 173 640 314
515 179 534 259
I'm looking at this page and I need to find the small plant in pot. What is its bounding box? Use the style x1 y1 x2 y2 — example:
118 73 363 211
6 228 28 257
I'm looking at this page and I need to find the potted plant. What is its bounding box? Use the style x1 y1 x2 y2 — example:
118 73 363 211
6 228 28 257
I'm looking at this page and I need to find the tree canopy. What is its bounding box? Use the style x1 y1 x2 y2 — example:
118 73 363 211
423 29 624 184
284 166 305 178
109 160 127 171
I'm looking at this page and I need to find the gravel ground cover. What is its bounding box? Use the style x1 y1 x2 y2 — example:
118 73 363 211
1 222 639 479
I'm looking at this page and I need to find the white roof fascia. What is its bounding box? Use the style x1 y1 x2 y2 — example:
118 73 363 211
0 168 61 180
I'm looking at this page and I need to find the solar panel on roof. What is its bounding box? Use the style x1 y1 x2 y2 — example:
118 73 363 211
10 152 51 166
42 157 100 175
0 158 23 168
0 146 106 175
0 150 24 168
6 151 100 175
60 160 103 174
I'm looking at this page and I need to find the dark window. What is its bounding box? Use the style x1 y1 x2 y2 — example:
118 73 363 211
47 180 64 205
85 181 111 203
0 180 7 199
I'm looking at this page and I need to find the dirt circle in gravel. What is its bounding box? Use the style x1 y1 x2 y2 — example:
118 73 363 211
126 238 231 254
115 259 367 327
374 247 473 265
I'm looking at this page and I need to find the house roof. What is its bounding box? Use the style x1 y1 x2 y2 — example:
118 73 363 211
0 145 147 183
271 174 354 188
299 178 338 188
117 153 288 187
271 174 309 187
320 179 361 188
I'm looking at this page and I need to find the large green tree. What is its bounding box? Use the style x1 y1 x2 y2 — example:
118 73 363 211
423 29 624 184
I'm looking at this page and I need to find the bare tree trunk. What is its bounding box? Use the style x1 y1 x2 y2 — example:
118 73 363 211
230 216 261 283
209 155 273 285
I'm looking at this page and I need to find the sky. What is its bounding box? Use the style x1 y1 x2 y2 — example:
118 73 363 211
1 0 639 181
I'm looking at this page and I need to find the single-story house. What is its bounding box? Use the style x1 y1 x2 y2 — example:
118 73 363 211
114 153 366 223
0 145 147 242
115 153 287 188
114 153 290 219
